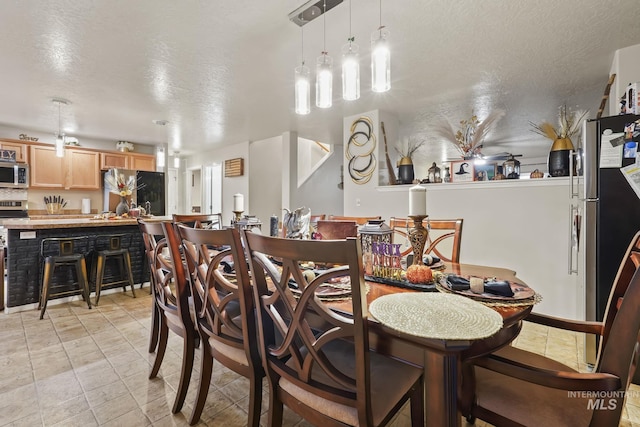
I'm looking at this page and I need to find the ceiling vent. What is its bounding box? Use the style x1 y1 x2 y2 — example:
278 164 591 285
288 0 343 26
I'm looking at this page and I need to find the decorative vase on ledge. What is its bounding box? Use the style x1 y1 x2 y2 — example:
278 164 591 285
115 196 130 216
398 156 415 184
548 137 574 177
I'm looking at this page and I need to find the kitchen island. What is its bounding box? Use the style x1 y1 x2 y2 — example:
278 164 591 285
2 217 170 310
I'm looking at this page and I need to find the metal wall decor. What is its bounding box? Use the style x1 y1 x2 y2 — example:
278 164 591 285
346 116 376 184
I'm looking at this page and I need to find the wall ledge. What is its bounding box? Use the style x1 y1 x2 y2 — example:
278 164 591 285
376 177 570 191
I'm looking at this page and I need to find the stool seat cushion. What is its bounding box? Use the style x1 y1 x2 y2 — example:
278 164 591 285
98 248 129 257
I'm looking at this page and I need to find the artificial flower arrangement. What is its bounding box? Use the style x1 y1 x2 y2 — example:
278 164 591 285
433 110 505 159
104 170 136 197
530 105 588 143
116 140 134 152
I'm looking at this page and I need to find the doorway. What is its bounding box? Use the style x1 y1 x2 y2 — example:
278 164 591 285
186 167 202 213
204 163 222 215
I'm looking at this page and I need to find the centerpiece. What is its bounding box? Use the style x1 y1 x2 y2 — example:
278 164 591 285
104 171 136 215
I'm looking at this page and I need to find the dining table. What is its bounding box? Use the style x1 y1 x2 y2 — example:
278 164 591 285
326 262 538 427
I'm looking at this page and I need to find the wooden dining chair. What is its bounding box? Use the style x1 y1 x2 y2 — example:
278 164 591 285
145 221 198 414
460 231 640 426
327 214 381 225
242 233 424 427
389 217 463 262
173 213 223 229
177 224 264 426
137 219 170 353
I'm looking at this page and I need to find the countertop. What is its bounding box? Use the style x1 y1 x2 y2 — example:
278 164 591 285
1 216 171 230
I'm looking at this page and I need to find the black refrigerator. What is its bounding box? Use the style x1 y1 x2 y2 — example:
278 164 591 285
576 114 640 365
136 171 166 216
103 169 166 216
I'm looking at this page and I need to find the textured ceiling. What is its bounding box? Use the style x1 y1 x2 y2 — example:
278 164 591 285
0 0 639 161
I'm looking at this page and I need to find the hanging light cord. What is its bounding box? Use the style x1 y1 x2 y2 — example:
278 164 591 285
57 101 61 136
301 26 305 66
322 0 327 55
348 0 353 44
378 0 385 32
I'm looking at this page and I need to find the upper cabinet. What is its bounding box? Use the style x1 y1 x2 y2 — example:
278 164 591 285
100 151 155 171
0 140 28 163
29 145 65 188
30 145 100 190
100 152 129 170
129 153 156 171
66 148 101 189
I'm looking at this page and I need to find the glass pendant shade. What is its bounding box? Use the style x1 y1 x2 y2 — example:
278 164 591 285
316 53 333 108
341 42 360 101
55 133 65 158
371 28 391 93
294 64 311 115
156 147 165 168
173 156 180 168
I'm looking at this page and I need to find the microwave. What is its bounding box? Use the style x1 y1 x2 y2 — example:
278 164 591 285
0 163 28 188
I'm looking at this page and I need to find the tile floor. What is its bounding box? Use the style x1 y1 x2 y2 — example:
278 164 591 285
1 290 639 426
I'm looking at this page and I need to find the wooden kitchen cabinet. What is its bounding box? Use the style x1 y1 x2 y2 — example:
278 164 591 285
100 152 155 171
0 140 28 163
29 145 65 188
128 153 156 171
29 145 100 190
100 152 129 170
66 148 100 189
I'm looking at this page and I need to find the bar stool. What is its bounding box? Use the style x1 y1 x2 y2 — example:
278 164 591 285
91 234 136 305
39 236 92 319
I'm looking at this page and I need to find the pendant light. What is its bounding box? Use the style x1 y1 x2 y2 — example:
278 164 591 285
52 99 68 158
295 27 311 115
371 0 390 93
341 0 360 101
316 0 332 108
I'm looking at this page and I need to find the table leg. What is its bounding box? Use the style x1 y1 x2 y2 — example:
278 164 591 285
425 350 461 427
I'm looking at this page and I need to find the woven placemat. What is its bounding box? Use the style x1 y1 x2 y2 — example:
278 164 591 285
369 293 503 340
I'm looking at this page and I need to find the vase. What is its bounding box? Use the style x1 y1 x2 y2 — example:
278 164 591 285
115 196 130 216
398 157 415 184
548 137 574 177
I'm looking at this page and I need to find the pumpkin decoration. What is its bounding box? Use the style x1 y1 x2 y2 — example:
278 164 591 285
406 264 433 284
530 169 544 179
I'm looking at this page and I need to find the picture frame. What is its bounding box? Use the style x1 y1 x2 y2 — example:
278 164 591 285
474 162 497 181
450 160 474 182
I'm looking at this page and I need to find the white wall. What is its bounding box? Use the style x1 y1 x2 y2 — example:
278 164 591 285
185 141 249 225
249 136 283 227
609 43 640 116
344 178 579 319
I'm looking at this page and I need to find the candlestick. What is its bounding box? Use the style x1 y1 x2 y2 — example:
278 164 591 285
409 185 427 216
233 193 244 212
232 210 243 224
408 215 428 265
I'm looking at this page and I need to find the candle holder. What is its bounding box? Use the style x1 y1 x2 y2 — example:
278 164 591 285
408 215 428 265
232 210 244 224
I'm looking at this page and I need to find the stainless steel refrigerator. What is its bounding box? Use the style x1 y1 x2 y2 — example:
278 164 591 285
574 114 640 365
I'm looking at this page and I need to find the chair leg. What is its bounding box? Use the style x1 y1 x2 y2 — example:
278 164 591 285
189 345 213 425
267 380 284 427
148 301 160 353
39 259 54 319
247 374 263 427
149 314 169 379
77 258 91 310
123 252 136 298
409 377 425 427
94 254 105 306
172 331 196 414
